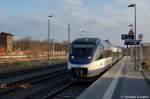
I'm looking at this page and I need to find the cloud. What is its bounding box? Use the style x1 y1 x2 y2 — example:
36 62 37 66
0 0 150 45
113 0 150 43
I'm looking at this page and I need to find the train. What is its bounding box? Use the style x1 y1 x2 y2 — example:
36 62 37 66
68 38 122 81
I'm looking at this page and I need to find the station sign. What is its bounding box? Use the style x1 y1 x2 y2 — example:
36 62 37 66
121 34 128 40
121 34 135 40
124 39 134 45
124 39 140 45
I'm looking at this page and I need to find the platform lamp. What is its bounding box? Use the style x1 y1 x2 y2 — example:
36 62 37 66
128 4 137 70
48 15 53 63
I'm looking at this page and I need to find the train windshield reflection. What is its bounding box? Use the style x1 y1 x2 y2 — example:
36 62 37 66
71 44 95 57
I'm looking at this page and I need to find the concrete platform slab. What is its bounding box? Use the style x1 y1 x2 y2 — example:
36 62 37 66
77 56 150 99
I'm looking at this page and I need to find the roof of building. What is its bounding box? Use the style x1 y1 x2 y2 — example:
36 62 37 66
0 32 13 36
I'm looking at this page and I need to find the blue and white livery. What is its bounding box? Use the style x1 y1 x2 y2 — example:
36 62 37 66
68 38 122 81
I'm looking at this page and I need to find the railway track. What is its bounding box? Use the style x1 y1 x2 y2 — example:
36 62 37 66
0 62 67 79
0 62 67 86
22 74 71 99
0 63 68 99
44 58 123 99
44 81 93 99
1 75 70 99
0 58 123 99
0 69 67 94
1 72 71 99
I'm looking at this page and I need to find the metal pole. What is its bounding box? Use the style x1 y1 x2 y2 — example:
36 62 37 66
131 45 133 62
52 39 55 57
48 15 52 62
128 4 137 68
68 24 70 48
134 5 137 70
48 18 50 62
129 25 134 62
140 40 143 71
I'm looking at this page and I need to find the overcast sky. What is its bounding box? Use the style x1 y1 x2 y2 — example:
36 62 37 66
0 0 150 46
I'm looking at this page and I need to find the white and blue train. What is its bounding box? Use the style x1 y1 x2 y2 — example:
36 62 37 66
68 38 122 80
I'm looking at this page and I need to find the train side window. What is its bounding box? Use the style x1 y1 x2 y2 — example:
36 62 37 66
99 54 103 59
95 54 103 61
103 50 106 58
95 47 103 61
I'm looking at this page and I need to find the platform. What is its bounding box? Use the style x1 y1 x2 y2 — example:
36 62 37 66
77 56 150 99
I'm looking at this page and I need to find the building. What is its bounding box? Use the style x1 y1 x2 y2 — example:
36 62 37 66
0 46 5 55
0 32 13 55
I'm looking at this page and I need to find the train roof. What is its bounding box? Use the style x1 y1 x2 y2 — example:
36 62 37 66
72 38 100 44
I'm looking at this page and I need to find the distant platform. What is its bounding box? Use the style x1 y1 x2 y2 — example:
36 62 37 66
77 56 150 99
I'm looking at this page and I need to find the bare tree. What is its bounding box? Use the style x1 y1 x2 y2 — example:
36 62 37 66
13 36 68 57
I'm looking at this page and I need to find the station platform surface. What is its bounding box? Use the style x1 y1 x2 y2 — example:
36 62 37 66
77 56 150 99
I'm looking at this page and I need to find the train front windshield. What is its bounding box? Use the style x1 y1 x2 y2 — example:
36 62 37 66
71 44 95 57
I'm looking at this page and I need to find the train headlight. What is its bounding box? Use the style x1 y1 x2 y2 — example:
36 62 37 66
88 56 91 59
71 56 75 59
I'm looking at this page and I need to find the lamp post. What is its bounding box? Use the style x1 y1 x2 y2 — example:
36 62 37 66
128 4 137 70
52 39 55 57
48 15 52 62
68 24 71 49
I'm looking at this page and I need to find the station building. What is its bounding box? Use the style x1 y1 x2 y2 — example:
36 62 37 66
0 32 13 55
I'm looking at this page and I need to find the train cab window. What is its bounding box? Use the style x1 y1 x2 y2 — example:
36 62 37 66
72 48 93 56
71 43 96 58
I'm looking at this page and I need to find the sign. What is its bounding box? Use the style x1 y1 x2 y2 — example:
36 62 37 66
124 39 134 45
121 34 134 40
138 34 143 40
121 34 128 40
124 39 140 45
